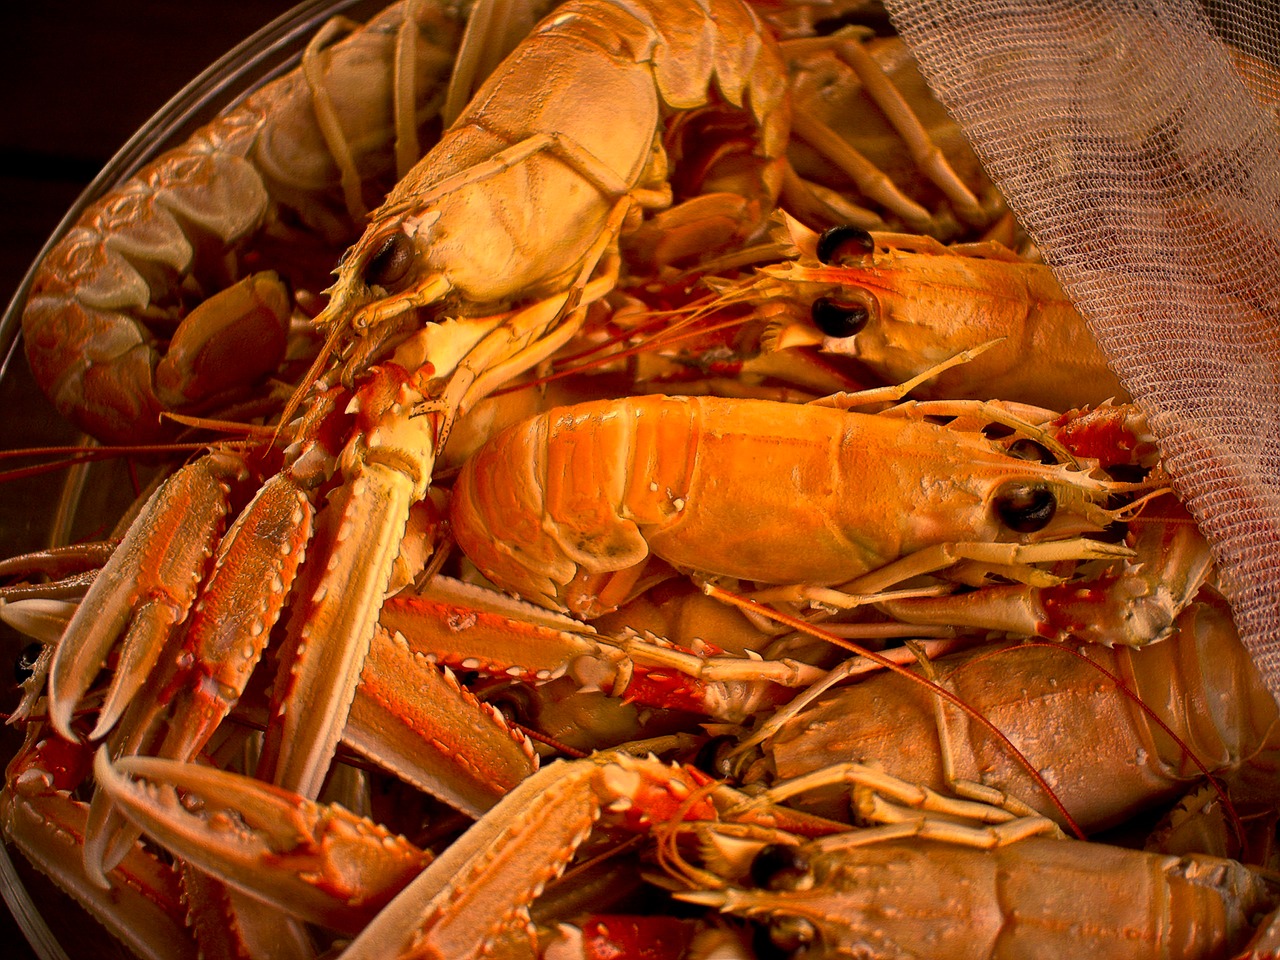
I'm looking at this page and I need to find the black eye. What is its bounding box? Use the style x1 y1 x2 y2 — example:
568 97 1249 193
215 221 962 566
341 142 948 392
751 843 811 891
364 232 413 288
14 642 43 685
695 735 740 779
485 686 535 728
811 297 869 338
1007 439 1055 464
816 224 875 265
759 915 817 956
994 483 1057 532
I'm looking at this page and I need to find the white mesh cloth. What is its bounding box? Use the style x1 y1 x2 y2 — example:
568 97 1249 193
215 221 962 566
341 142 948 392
881 0 1280 702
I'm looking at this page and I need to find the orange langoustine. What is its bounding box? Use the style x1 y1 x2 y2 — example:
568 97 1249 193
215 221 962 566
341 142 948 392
4 1 1279 958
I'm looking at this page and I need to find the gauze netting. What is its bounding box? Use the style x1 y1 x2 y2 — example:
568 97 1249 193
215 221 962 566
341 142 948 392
882 0 1280 702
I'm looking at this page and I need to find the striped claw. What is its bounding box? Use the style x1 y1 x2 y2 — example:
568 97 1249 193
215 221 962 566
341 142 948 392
94 751 432 936
342 752 721 960
46 454 243 743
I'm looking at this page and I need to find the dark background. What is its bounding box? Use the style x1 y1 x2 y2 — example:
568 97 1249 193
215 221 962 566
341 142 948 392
0 3 331 957
2 1 311 331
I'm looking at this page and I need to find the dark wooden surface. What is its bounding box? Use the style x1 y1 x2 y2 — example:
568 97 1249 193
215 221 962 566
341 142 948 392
0 3 321 957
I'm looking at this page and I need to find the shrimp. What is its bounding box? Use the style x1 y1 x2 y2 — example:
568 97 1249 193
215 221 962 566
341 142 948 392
725 595 1280 835
688 832 1279 959
448 393 1136 617
739 214 1131 410
21 0 467 444
94 742 1274 959
44 0 792 814
318 0 789 394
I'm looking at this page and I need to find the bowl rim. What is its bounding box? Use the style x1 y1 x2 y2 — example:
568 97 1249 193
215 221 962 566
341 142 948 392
0 3 397 957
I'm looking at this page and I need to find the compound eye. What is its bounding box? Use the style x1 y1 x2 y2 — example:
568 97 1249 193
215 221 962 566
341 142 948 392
751 843 813 891
1007 438 1055 464
696 735 741 779
811 297 870 338
364 231 414 289
994 483 1057 532
483 685 536 728
746 844 820 957
761 916 817 957
816 224 875 265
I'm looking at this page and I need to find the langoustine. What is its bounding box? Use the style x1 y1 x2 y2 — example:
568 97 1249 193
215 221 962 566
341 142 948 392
5 1 1274 960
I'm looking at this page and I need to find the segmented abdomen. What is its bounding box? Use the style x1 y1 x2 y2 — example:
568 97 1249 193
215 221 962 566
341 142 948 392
450 394 1097 616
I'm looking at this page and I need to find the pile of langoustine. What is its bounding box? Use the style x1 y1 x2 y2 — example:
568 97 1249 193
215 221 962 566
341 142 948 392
2 0 1279 958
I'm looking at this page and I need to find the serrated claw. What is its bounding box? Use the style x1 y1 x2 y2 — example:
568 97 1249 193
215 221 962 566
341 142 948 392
2 789 196 960
47 457 238 742
257 366 439 800
342 752 718 960
0 725 196 960
94 751 431 935
344 624 539 817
